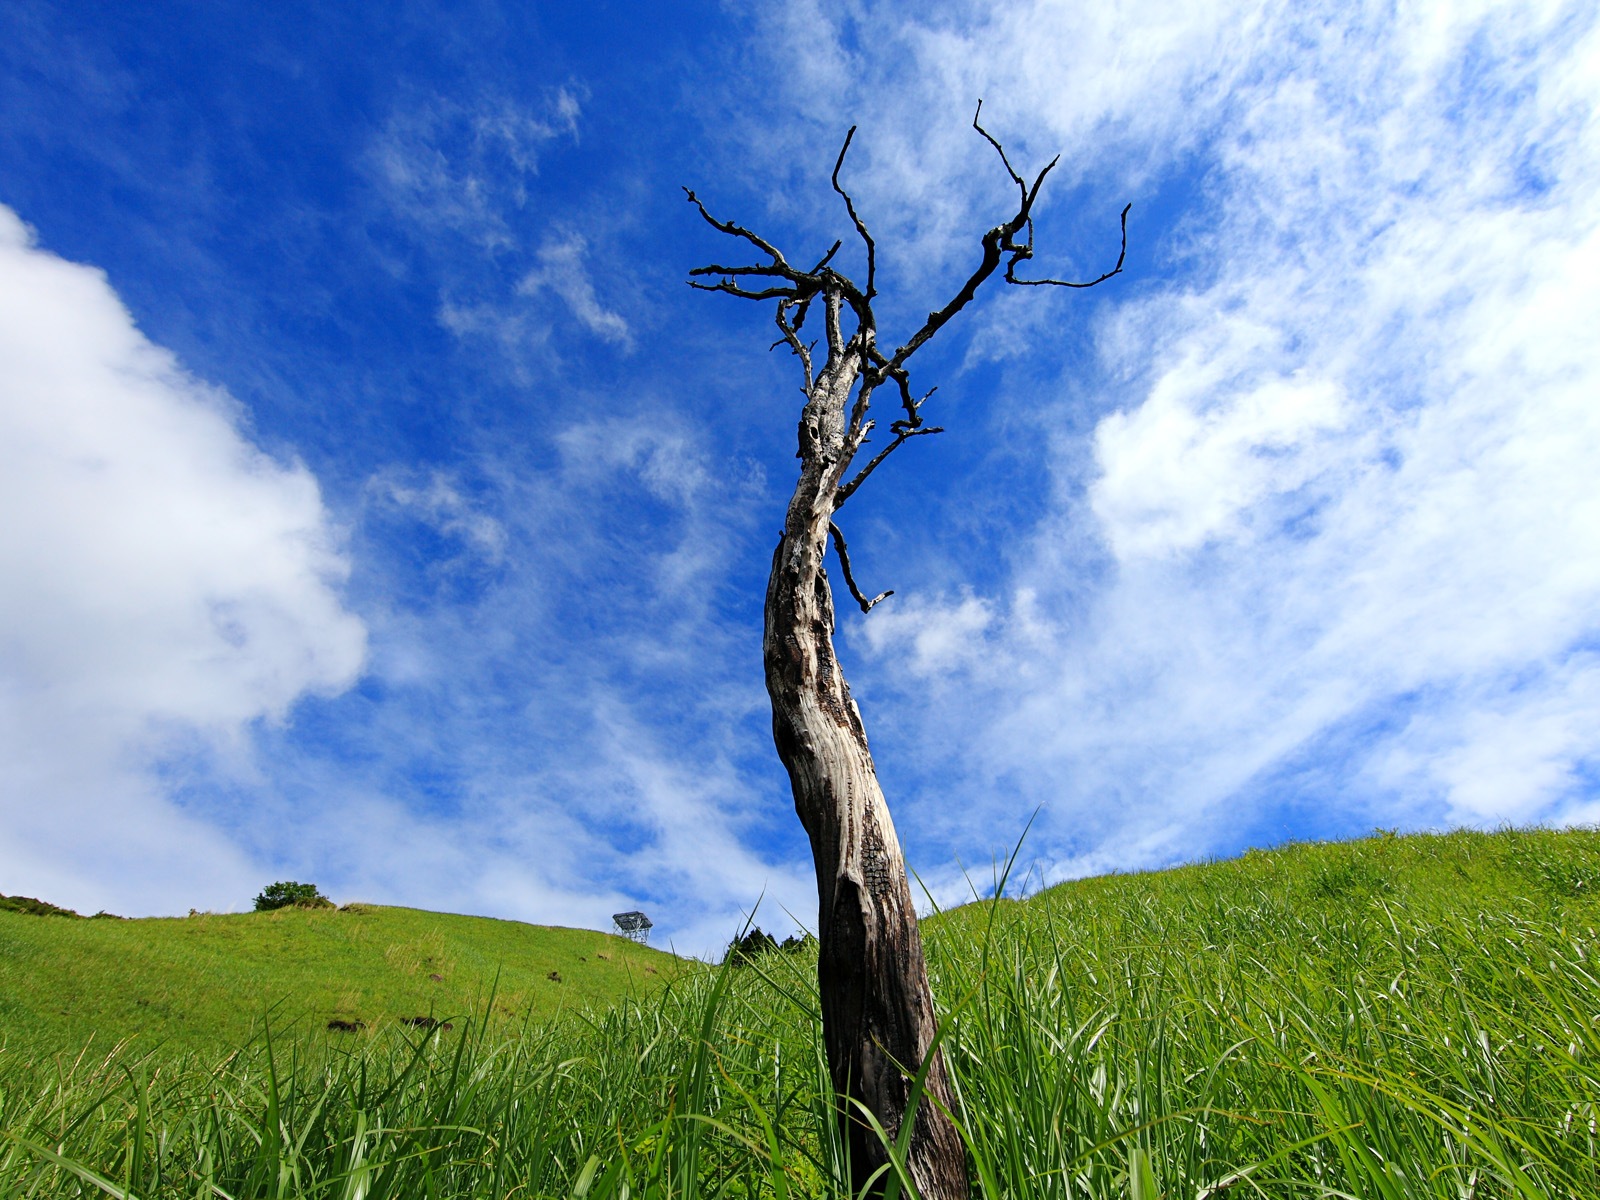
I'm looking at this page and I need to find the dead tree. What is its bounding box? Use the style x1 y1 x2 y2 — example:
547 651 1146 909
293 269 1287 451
687 104 1128 1200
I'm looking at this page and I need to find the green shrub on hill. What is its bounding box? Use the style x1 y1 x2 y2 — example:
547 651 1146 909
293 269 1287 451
252 880 332 910
0 893 121 919
0 892 81 918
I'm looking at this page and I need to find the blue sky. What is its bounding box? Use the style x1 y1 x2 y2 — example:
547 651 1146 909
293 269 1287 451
2 1 1597 954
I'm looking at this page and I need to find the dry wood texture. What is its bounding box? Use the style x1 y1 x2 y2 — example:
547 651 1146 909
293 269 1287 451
688 105 1127 1199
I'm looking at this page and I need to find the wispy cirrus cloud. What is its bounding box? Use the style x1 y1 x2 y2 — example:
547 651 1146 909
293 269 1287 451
371 88 582 250
215 400 805 954
371 89 640 363
518 232 634 350
745 0 1600 890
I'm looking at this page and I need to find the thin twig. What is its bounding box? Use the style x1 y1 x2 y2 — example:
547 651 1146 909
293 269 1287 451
687 279 800 301
972 99 1025 193
829 522 893 613
683 188 789 266
775 299 814 392
832 127 877 302
1006 203 1132 288
835 426 943 507
811 241 843 274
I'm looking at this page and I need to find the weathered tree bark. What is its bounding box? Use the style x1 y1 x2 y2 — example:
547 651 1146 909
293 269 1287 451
763 344 968 1200
687 105 1127 1200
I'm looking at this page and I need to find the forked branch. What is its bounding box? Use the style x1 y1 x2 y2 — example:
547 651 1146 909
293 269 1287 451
865 102 1128 385
686 105 1129 514
775 298 815 391
836 425 944 508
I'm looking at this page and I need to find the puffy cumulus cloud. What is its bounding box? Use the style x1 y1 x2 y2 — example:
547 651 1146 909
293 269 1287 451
0 206 366 914
827 2 1600 879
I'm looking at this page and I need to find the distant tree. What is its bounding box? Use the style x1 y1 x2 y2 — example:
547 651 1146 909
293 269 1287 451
725 926 780 964
253 881 332 911
687 104 1127 1199
726 926 818 965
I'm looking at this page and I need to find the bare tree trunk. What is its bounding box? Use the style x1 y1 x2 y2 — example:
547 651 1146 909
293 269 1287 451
763 363 968 1200
686 104 1127 1200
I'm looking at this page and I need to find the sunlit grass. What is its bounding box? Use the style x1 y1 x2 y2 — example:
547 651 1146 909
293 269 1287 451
0 902 678 1056
2 827 1597 1197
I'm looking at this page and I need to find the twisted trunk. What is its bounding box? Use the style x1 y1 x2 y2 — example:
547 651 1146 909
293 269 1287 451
689 107 1124 1200
762 360 967 1200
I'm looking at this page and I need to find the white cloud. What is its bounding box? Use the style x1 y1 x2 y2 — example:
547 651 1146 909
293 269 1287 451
238 403 804 954
860 592 995 678
1093 357 1347 559
803 1 1600 877
371 90 583 250
1370 656 1600 828
518 233 633 349
371 93 639 361
0 206 366 913
735 1 1267 287
371 469 508 564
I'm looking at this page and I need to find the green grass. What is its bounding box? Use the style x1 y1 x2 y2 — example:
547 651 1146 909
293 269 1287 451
0 902 681 1056
2 826 1598 1198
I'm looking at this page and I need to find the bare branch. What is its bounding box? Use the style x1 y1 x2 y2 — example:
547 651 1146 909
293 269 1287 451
844 416 875 459
835 425 944 507
688 262 795 279
684 187 789 266
972 99 1025 194
687 279 801 301
829 522 893 613
775 299 814 392
1006 202 1132 288
864 110 1123 385
873 218 1018 377
831 127 877 302
811 241 843 274
873 358 935 430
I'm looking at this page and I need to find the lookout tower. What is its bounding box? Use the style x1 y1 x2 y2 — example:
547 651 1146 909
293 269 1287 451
612 910 653 944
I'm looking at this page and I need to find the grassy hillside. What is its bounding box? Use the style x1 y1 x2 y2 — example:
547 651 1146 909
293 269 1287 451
931 819 1600 940
0 901 681 1055
2 826 1598 1199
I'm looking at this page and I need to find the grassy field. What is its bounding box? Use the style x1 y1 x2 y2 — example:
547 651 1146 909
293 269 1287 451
0 901 680 1055
2 826 1599 1198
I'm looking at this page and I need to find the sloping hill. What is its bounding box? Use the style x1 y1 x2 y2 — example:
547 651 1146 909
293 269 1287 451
0 901 681 1055
931 822 1600 941
2 828 1598 1199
